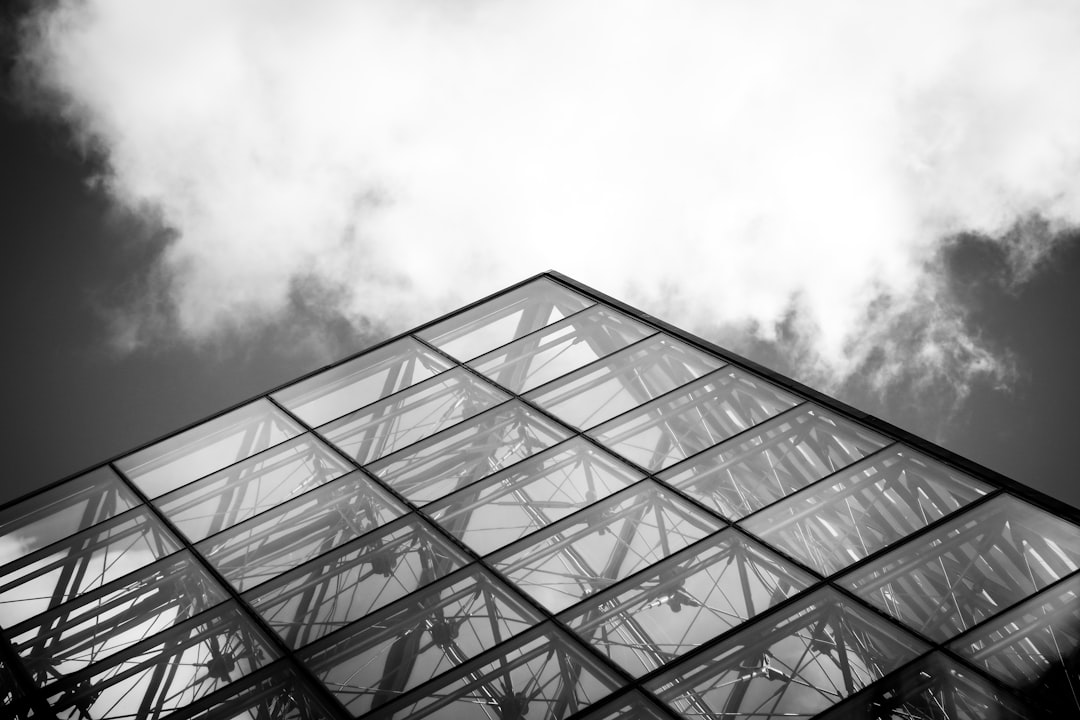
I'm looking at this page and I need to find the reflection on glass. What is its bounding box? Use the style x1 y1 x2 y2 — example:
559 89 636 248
246 517 469 649
318 368 508 465
46 602 277 720
272 337 453 428
561 529 815 677
367 400 570 505
117 399 303 498
489 480 723 612
196 471 406 591
374 623 620 720
418 277 594 362
423 437 643 556
843 494 1080 643
468 306 656 393
526 335 725 430
742 447 990 576
659 405 888 520
7 551 228 684
165 661 336 720
155 434 352 542
814 652 1038 720
949 572 1080 710
0 466 141 565
590 368 801 472
302 564 542 716
647 587 928 720
0 507 181 628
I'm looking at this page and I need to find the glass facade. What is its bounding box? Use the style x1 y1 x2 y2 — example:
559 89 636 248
1 272 1076 720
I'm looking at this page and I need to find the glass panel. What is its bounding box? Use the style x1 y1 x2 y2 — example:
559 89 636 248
814 652 1039 720
165 661 335 720
46 602 278 720
418 277 594 361
195 471 407 592
659 404 888 521
423 438 643 556
843 494 1080 643
155 434 352 542
0 507 181 627
318 368 508 465
6 551 228 684
301 564 542 716
949 572 1080 711
560 528 815 677
117 399 303 498
647 586 929 720
489 480 724 613
590 368 801 472
742 447 991 576
367 400 570 505
0 466 140 565
373 623 621 720
272 337 453 428
246 516 469 648
468 306 657 393
526 335 725 430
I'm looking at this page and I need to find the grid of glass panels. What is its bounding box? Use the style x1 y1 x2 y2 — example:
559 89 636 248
1 273 1074 720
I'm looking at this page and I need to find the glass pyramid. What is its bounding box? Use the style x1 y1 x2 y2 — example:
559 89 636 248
2 272 1078 720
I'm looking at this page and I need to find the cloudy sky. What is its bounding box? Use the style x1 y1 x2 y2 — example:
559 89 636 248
2 0 1079 511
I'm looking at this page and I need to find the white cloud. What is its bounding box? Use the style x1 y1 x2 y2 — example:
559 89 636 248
16 0 1080 398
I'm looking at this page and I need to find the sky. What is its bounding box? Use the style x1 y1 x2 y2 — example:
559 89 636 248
2 0 1080 511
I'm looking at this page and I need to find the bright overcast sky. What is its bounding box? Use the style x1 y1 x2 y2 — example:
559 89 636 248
3 0 1080 508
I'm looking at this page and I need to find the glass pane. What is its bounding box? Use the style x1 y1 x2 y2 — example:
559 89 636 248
647 586 929 720
590 368 801 472
373 623 621 720
946 572 1080 713
814 652 1039 720
0 466 140 565
742 447 990 576
0 507 181 627
468 306 656 393
301 564 542 716
6 551 228 684
422 437 643 556
165 661 336 720
318 368 508 465
560 528 815 677
526 335 725 430
659 404 888 520
46 602 278 720
246 516 469 648
196 471 407 592
155 434 353 542
843 494 1080 643
489 480 724 613
117 399 303 498
418 277 594 361
367 400 570 505
949 572 1080 711
272 337 453 427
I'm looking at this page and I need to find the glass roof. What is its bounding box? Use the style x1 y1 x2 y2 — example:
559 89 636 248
0 274 1066 720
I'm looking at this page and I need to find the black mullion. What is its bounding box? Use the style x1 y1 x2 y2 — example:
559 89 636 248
103 459 357 720
263 394 648 711
544 271 1080 526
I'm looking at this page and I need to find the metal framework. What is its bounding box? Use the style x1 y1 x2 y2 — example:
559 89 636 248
2 271 1079 720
